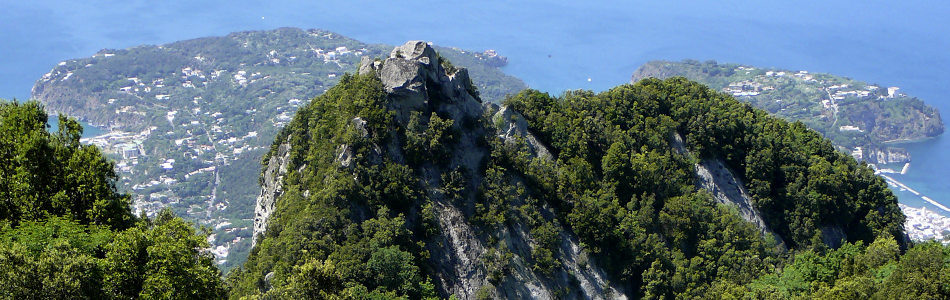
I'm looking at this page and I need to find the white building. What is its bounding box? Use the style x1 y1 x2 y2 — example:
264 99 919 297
888 87 900 98
839 125 863 132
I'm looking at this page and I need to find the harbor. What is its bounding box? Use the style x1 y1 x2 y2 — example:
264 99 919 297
879 173 950 213
877 173 950 244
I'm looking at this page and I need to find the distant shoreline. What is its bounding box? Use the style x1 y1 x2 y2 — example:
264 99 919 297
882 136 937 145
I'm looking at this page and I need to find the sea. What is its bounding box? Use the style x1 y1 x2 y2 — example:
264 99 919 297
2 0 948 214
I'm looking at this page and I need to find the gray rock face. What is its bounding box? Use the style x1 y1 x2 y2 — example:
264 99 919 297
360 41 483 125
821 226 847 248
869 147 911 164
672 133 785 248
695 159 784 245
488 104 553 160
256 41 628 299
252 141 292 247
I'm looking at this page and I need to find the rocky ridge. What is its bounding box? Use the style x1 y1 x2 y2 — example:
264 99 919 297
254 41 626 299
670 133 786 249
29 27 526 270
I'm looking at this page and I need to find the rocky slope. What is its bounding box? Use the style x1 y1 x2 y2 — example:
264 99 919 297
252 41 626 299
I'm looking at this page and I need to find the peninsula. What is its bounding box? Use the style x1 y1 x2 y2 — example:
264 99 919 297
632 60 944 166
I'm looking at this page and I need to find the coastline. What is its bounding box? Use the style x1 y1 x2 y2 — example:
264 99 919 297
880 174 950 213
882 136 937 145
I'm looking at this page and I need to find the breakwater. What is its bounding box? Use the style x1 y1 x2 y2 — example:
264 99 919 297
880 174 950 213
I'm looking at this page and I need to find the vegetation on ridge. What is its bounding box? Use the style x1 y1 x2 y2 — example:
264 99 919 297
3 56 948 298
228 68 949 299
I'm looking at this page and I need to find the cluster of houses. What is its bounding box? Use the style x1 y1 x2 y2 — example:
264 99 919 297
80 126 154 173
723 67 901 108
722 80 774 97
828 84 873 100
308 45 367 63
901 204 950 245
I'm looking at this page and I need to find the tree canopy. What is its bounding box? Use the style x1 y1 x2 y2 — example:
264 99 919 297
231 74 949 299
0 100 226 299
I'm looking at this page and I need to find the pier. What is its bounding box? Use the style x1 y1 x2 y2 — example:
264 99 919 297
880 174 950 213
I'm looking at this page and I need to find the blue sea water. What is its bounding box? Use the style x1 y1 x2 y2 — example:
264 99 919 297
45 119 104 138
2 0 948 212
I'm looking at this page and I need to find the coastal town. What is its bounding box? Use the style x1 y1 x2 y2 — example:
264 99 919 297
877 172 950 244
900 204 950 244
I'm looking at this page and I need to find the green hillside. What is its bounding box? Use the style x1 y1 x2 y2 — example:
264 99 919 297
632 60 944 165
228 43 949 299
0 100 227 299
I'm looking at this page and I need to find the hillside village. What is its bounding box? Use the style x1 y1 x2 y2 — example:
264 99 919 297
37 29 393 267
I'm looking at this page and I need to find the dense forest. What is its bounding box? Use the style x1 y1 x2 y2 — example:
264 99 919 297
0 100 227 299
224 52 949 299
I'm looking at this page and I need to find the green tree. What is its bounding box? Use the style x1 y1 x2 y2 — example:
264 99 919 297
0 100 226 299
0 100 132 229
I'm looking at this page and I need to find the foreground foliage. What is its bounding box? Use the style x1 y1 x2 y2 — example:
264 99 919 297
0 100 226 299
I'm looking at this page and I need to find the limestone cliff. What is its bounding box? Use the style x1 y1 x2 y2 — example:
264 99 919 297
252 141 291 247
867 147 911 165
671 133 785 249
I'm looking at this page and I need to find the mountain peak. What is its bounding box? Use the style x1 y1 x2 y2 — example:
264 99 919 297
360 40 483 125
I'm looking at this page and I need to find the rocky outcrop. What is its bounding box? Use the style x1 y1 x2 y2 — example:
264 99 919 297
252 140 291 247
867 147 911 164
359 41 483 125
486 104 552 160
672 133 785 248
371 41 624 299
